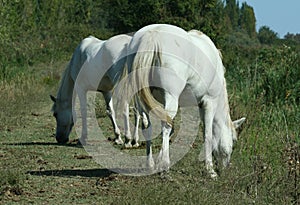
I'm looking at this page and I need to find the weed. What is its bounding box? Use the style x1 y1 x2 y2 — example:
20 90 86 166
0 169 24 199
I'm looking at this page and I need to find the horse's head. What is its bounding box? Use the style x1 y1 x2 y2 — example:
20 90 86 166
50 95 74 144
214 117 246 167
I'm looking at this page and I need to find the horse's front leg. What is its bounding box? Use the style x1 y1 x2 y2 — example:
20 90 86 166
103 92 122 145
200 100 218 179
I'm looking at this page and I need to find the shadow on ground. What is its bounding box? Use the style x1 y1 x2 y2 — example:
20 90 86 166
27 168 114 178
1 141 82 148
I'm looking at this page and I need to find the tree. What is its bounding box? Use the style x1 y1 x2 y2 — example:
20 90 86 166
257 26 279 44
239 2 256 38
284 33 300 43
162 0 200 30
105 0 225 41
225 0 239 30
106 0 162 33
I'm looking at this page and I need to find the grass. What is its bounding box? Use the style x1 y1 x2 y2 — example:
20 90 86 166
0 52 299 204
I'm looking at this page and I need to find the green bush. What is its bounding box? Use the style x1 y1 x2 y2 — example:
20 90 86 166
225 44 300 105
255 46 300 104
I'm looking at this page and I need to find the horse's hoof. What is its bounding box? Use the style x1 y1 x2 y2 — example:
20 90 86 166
208 170 218 179
124 142 132 148
114 138 124 145
132 142 140 148
147 158 155 171
156 151 170 172
206 164 218 179
156 163 170 173
210 173 218 180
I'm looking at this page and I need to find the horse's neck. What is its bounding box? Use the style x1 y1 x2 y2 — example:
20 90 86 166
57 66 74 105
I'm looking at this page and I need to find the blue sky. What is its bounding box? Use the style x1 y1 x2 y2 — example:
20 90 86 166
240 0 300 38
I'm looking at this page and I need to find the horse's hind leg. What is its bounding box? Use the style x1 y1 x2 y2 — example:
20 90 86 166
156 92 178 172
141 112 155 171
103 92 123 145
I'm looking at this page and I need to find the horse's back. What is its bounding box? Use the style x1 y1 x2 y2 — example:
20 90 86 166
129 24 189 53
79 36 104 59
76 34 131 92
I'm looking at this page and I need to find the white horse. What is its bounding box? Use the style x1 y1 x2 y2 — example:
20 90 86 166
51 34 137 146
124 24 245 178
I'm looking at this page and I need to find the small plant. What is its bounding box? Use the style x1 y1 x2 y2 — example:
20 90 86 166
0 169 24 198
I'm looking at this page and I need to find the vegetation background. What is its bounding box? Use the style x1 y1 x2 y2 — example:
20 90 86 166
0 0 299 204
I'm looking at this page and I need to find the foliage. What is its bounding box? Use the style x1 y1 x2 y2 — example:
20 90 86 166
257 26 279 44
255 46 300 104
283 33 300 48
0 0 261 73
225 44 300 105
105 0 226 42
239 2 256 38
284 32 300 42
0 0 113 76
225 0 240 30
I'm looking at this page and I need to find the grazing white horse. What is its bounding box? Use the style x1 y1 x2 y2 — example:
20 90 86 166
51 35 136 146
125 24 245 178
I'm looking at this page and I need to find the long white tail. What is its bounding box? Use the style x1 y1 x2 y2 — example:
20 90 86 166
130 31 172 125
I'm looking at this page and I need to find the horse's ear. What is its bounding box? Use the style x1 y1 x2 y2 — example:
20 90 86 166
233 117 246 129
50 95 56 103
